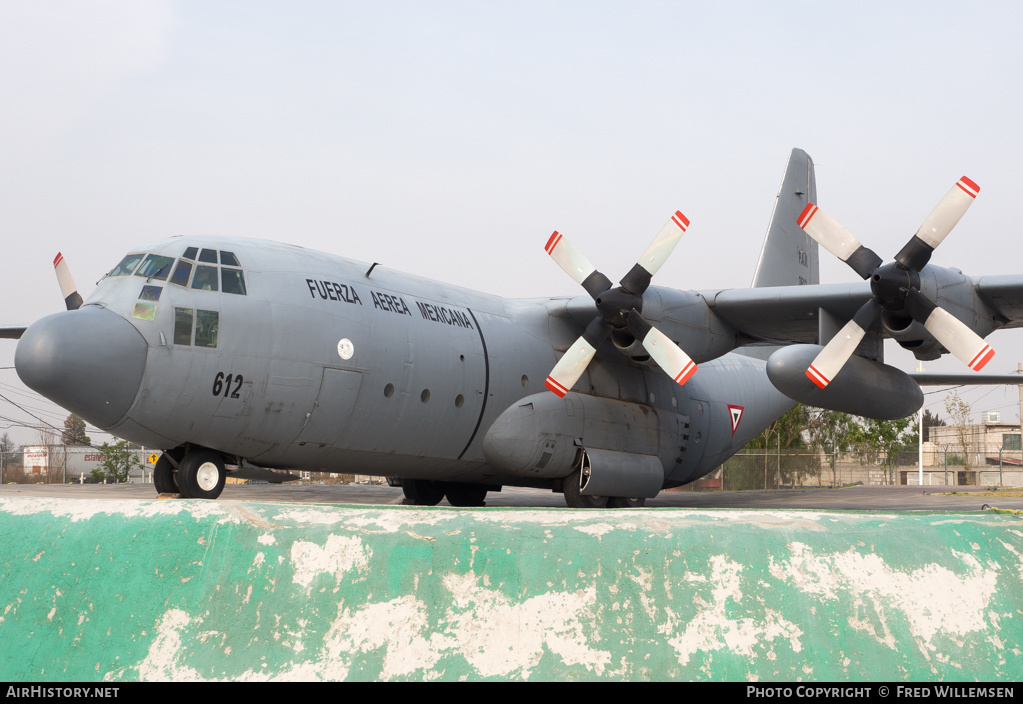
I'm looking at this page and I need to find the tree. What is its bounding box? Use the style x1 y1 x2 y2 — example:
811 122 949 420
849 415 917 485
805 408 859 486
92 440 141 483
745 406 809 450
739 406 814 488
36 424 58 446
944 391 975 484
922 409 946 442
0 432 13 484
62 414 91 446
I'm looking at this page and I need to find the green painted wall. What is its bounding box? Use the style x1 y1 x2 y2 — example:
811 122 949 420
1 497 1021 681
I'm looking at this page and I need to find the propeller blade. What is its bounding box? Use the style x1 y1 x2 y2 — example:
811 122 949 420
619 210 690 294
627 310 697 386
544 317 611 397
805 300 883 389
545 231 613 299
905 289 994 371
895 176 980 271
53 252 83 311
797 203 883 279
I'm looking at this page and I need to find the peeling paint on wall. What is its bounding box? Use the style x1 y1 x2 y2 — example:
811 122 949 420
1 498 1021 681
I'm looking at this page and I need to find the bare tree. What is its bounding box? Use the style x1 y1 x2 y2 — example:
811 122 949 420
944 391 974 484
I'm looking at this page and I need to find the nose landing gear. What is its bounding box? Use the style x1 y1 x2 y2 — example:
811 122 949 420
154 447 227 500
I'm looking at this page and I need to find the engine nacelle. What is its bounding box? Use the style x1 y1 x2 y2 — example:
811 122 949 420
767 345 923 419
884 264 1005 361
880 316 944 360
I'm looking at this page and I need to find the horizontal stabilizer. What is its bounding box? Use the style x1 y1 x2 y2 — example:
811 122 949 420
0 326 27 339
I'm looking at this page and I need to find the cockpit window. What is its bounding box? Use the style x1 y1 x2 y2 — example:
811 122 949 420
182 247 198 261
139 285 162 301
221 268 246 295
170 259 193 287
195 310 219 348
198 248 218 264
109 253 145 277
174 308 193 345
220 251 240 266
191 265 219 291
135 254 175 281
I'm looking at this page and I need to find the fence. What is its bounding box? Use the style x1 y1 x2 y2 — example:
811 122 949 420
688 449 1023 490
5 447 1022 490
1 446 155 484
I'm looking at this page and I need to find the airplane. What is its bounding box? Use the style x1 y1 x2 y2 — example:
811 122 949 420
4 148 1023 508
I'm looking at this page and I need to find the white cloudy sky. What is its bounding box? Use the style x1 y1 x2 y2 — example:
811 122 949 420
2 1 1023 446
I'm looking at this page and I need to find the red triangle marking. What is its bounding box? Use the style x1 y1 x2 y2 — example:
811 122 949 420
727 404 745 436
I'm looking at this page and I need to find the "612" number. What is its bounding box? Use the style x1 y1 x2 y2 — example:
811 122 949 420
212 372 243 399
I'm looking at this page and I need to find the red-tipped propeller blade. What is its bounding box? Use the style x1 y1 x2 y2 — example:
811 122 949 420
796 203 882 280
53 252 83 311
905 289 995 371
545 337 597 397
895 176 980 271
627 310 697 386
805 300 882 389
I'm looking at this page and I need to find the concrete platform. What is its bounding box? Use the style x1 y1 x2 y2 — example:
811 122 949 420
1 491 1021 681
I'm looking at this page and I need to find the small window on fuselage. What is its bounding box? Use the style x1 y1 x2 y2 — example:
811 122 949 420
198 249 218 264
182 247 198 261
220 251 240 266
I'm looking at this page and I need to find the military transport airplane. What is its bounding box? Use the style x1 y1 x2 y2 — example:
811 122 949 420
3 148 1022 507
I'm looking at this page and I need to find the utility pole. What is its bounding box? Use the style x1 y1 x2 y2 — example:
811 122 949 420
918 361 924 487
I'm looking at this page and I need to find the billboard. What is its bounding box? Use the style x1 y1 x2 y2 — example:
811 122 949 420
23 446 47 474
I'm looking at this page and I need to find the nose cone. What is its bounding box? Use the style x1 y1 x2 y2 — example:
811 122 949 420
16 307 148 428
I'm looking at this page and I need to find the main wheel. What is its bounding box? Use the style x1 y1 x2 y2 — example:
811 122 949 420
607 497 646 508
177 450 227 500
562 469 608 508
401 479 445 506
153 448 184 495
444 483 488 507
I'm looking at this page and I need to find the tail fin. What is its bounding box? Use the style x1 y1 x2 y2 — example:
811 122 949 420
751 148 819 288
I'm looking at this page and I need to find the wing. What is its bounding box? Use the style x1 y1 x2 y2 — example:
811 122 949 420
707 282 872 345
972 275 1023 330
709 275 1023 342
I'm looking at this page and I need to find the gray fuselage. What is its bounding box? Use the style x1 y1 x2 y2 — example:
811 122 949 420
17 237 797 491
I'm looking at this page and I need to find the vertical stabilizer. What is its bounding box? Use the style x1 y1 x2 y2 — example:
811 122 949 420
751 149 819 288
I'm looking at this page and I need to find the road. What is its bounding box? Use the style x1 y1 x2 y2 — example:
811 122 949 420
3 481 1023 511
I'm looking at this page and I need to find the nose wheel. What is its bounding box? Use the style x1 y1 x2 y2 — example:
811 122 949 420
176 449 227 500
153 448 184 495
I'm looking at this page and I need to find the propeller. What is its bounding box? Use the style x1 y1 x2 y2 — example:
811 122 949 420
53 252 83 311
544 211 697 397
798 176 991 389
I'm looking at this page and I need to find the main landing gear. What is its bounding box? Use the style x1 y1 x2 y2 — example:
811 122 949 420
561 468 647 509
401 479 489 507
154 446 228 500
